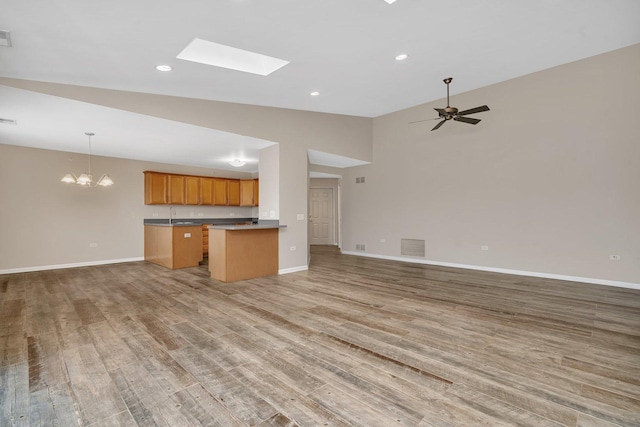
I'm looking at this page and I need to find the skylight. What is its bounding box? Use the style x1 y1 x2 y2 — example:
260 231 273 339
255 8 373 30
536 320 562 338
176 38 289 76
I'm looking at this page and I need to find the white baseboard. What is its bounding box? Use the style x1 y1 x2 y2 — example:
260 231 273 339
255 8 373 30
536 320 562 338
279 265 309 275
341 251 640 291
0 257 145 275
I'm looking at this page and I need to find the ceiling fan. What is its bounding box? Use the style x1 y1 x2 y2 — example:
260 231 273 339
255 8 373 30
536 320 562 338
410 77 490 131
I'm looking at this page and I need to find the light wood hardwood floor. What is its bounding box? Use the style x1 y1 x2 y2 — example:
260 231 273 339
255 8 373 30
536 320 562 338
1 246 639 426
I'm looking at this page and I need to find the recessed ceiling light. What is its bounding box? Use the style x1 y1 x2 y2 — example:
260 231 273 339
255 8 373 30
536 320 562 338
384 0 397 4
155 65 173 71
310 91 320 96
177 38 289 76
395 54 408 61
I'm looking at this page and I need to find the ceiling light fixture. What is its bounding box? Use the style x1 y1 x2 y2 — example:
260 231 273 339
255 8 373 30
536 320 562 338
310 91 320 96
395 54 408 61
384 0 397 4
228 159 246 168
155 65 173 71
61 132 114 187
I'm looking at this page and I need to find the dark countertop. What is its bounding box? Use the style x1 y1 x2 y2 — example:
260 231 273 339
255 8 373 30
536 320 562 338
143 218 280 227
209 224 287 230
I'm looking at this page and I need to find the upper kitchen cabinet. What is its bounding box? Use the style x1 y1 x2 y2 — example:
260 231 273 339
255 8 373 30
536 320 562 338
200 177 214 205
240 179 259 206
144 171 168 204
167 175 185 204
228 180 240 206
213 178 241 206
213 178 229 205
185 176 200 205
144 171 257 206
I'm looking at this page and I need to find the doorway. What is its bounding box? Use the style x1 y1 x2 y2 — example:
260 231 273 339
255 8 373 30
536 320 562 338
309 188 335 245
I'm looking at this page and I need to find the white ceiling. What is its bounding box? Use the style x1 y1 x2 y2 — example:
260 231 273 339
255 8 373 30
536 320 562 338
1 0 639 171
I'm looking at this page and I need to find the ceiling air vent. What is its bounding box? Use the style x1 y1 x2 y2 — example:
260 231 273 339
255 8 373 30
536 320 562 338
401 238 425 257
0 118 17 125
0 30 12 47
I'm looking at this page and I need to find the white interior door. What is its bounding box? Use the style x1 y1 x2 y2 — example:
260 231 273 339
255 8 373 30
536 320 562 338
309 188 334 245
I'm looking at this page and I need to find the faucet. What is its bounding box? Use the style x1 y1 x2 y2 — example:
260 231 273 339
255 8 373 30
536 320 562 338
169 206 175 224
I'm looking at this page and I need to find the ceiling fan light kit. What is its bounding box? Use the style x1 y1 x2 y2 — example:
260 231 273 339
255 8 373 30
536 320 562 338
410 77 490 131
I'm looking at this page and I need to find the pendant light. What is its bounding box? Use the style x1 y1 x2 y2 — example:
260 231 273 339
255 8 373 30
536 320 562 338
61 132 114 187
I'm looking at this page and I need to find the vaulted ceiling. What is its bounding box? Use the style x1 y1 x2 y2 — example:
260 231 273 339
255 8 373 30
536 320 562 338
1 0 639 171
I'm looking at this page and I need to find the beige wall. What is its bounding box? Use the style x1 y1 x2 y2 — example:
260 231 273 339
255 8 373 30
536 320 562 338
0 144 255 272
342 44 640 285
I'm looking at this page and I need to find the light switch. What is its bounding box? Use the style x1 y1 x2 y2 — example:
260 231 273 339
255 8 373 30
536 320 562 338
297 214 304 220
184 233 191 238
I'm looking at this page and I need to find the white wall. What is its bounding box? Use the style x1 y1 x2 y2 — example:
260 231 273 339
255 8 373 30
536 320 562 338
342 44 640 285
0 144 255 272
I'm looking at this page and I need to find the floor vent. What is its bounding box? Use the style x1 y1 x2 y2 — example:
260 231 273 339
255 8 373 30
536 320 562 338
0 30 11 47
401 238 425 257
355 244 366 251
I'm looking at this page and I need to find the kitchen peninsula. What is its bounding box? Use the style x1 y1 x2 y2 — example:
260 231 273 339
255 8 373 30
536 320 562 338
208 224 286 282
143 217 255 269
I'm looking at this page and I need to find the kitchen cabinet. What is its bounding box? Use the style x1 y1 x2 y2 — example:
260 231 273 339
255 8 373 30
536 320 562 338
144 171 256 206
185 176 200 205
213 178 229 205
228 180 240 206
240 179 259 206
167 175 185 204
200 178 214 205
202 223 212 257
144 172 167 204
144 224 203 269
208 225 280 282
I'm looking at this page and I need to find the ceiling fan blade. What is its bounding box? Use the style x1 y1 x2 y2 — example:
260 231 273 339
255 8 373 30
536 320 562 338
431 119 446 131
456 105 490 116
434 108 446 115
454 116 481 125
408 118 440 124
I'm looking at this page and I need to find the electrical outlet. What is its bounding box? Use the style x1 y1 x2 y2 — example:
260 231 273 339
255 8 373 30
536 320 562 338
189 212 195 217
290 246 296 251
152 212 159 217
230 212 235 217
297 214 304 220
197 212 204 217
481 245 489 251
184 233 191 238
89 243 98 248
380 238 386 243
609 254 621 261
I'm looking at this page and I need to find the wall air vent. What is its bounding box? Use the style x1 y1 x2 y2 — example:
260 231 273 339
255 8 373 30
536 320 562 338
356 244 366 251
356 177 365 184
401 238 425 257
0 118 17 125
0 30 12 47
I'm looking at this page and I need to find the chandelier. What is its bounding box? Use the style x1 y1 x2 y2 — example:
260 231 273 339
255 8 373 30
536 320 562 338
61 132 114 187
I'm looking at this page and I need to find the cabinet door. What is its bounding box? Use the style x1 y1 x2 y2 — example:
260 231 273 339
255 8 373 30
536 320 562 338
253 179 259 206
144 172 167 204
213 179 228 205
240 180 253 206
167 175 185 204
200 178 214 205
228 180 240 206
185 176 200 205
